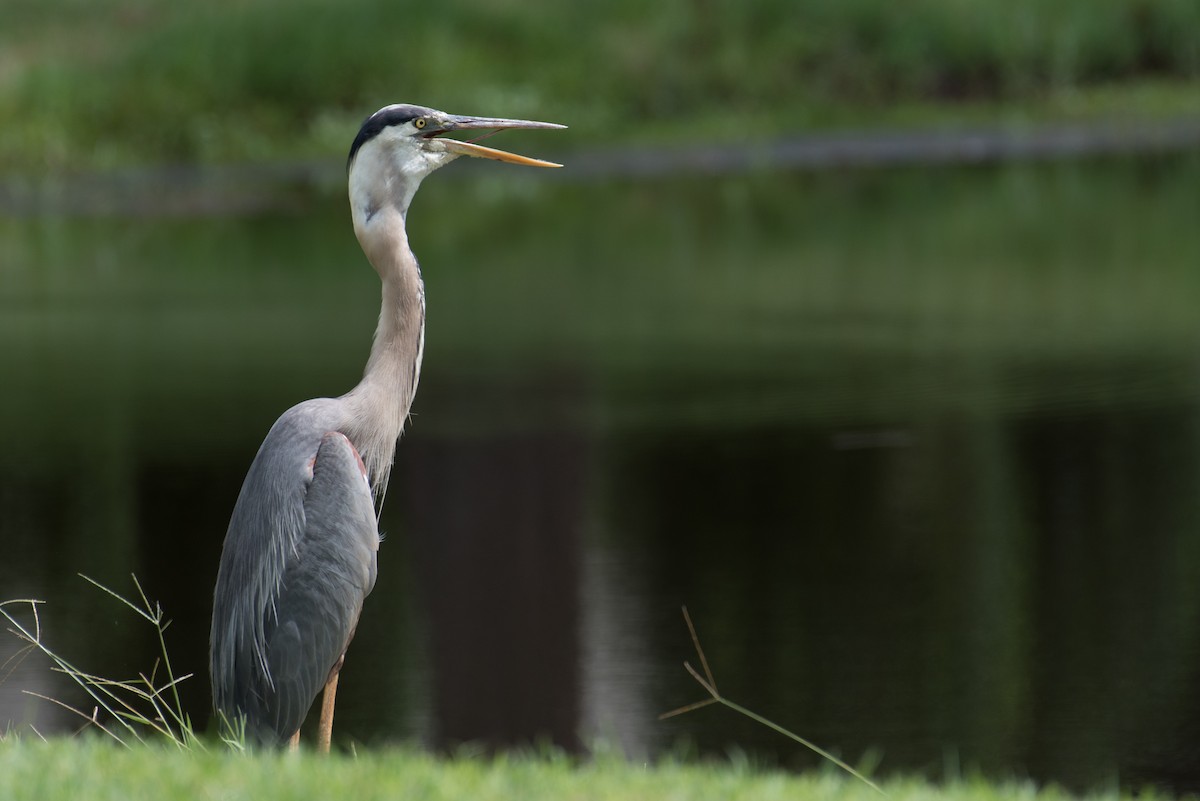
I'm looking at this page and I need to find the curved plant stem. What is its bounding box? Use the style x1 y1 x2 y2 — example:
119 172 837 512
660 606 887 797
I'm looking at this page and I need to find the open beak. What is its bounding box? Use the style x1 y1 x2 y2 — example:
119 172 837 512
424 115 566 168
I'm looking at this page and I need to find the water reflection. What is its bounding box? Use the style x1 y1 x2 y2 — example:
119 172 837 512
1 155 1199 792
403 422 586 752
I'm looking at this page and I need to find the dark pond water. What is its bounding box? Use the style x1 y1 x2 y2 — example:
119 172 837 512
2 154 1199 792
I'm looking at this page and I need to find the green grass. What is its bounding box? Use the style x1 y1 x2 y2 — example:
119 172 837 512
1 0 1199 172
0 738 1172 801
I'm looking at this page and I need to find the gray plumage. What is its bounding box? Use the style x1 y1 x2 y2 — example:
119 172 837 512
209 104 563 747
211 415 377 742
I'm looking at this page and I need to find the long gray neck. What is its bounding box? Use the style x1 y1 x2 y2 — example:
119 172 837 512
341 203 426 509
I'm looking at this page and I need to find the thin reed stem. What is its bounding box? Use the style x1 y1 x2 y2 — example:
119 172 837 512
661 605 887 797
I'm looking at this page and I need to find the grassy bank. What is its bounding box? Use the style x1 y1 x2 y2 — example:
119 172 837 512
2 0 1199 172
0 738 1170 801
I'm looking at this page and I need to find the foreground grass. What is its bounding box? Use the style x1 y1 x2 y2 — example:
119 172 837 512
0 739 1170 801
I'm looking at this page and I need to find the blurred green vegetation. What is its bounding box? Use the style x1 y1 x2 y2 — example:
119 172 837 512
1 0 1198 171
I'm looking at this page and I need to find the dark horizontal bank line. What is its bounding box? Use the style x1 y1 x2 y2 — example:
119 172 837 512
2 117 1198 217
564 117 1200 177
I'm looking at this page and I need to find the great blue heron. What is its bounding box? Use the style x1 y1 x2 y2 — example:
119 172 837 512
209 104 564 750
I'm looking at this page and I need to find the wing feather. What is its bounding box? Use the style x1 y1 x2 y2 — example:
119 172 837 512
210 402 379 745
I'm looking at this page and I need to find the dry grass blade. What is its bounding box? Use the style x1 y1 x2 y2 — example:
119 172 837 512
660 605 888 797
0 575 207 750
0 639 37 685
658 697 719 720
682 606 717 695
80 574 156 624
22 691 128 746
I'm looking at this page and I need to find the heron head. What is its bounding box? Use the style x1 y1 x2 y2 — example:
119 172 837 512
347 104 564 225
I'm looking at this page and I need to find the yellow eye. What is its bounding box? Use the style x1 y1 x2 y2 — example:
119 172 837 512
414 117 427 130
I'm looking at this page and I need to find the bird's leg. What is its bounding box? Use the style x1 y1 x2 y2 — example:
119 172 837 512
317 655 345 754
288 730 301 751
317 672 339 753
